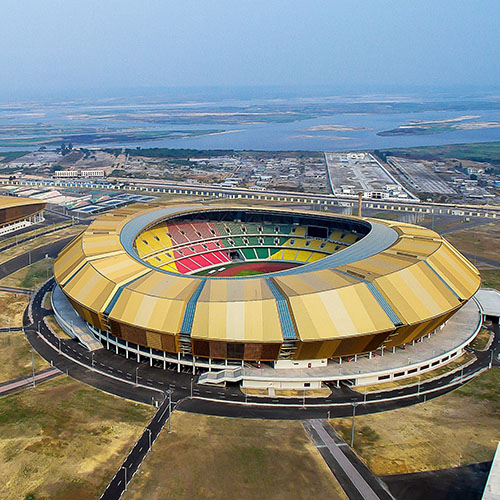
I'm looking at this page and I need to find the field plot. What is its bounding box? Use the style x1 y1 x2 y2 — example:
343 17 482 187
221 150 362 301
481 269 500 290
444 222 500 266
0 377 154 500
124 412 347 500
333 367 500 475
0 258 54 289
0 292 48 382
386 156 455 194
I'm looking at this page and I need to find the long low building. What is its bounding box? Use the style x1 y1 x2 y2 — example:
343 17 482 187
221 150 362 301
0 195 46 235
53 203 480 371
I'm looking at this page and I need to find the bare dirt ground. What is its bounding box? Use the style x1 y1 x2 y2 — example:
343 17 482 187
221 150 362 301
0 377 155 500
332 367 500 476
123 412 348 500
445 222 500 265
0 292 48 383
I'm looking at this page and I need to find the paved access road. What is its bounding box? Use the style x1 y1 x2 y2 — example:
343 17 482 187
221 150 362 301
304 419 393 500
0 285 31 295
0 237 74 281
100 395 175 500
0 367 61 397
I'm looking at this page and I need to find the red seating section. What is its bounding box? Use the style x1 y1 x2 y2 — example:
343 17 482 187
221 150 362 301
167 222 231 274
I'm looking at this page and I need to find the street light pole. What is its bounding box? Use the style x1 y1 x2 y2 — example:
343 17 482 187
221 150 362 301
30 349 35 387
351 402 359 447
147 428 152 449
135 366 139 386
166 389 173 433
122 466 127 491
190 377 193 399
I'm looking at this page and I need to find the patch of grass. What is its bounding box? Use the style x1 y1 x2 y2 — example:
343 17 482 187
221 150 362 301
21 259 54 289
0 377 154 500
382 141 500 165
0 222 72 248
454 365 500 403
0 292 48 383
481 269 500 290
471 328 493 350
444 222 500 265
0 258 53 289
123 412 348 500
332 367 500 475
369 212 400 221
0 151 30 162
0 224 84 265
44 315 72 339
232 269 263 276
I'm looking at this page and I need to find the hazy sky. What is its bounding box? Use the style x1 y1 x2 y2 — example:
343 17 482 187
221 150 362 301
1 0 499 97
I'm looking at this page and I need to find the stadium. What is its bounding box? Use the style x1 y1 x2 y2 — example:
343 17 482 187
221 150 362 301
51 202 482 390
0 195 45 235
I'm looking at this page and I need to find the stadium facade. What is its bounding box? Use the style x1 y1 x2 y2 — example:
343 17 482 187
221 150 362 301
0 195 45 235
53 203 480 386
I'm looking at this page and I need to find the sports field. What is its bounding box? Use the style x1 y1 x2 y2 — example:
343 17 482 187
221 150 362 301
215 261 300 277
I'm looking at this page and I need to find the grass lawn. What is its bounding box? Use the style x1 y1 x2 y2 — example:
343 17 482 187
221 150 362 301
332 367 500 475
470 328 493 351
481 269 500 290
444 222 500 265
232 269 262 276
45 314 72 339
0 291 48 383
0 224 84 265
123 412 348 500
0 258 54 289
0 377 155 500
0 221 72 248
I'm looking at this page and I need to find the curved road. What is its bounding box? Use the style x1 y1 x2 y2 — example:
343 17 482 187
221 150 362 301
24 277 500 419
2 232 497 419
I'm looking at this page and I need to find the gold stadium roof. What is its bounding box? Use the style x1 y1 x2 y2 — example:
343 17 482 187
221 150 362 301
54 203 480 356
